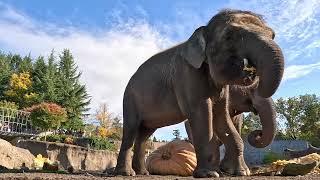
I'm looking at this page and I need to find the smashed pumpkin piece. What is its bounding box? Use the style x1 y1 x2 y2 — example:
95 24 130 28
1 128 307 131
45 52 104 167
32 154 55 170
270 153 320 176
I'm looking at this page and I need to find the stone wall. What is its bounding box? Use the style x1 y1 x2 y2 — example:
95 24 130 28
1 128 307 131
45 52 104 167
16 140 117 172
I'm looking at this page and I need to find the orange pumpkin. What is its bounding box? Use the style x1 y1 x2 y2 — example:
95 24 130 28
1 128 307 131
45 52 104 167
146 140 197 176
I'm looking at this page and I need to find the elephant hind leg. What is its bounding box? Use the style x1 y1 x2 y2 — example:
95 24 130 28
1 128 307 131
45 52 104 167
114 98 141 176
132 126 155 175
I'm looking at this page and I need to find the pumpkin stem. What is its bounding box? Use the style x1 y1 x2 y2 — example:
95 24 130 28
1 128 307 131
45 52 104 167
161 149 172 160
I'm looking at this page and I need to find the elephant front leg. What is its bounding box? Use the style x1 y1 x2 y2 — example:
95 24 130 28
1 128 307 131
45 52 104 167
189 99 219 178
213 101 250 176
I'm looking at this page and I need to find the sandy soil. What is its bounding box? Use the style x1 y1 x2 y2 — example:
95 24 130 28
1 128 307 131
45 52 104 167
0 173 319 180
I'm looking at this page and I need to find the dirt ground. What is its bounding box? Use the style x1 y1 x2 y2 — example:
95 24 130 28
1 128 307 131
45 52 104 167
0 173 319 180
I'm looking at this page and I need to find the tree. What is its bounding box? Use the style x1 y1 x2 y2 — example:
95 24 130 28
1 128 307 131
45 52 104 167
4 72 39 108
18 54 33 73
0 53 12 99
173 129 181 140
95 103 113 128
242 113 262 136
26 102 67 140
32 51 60 103
44 51 60 102
276 97 302 139
32 56 47 101
275 94 320 145
8 54 22 72
57 49 90 130
153 136 158 142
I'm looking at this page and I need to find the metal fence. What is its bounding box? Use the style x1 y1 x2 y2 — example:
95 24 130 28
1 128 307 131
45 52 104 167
0 107 36 136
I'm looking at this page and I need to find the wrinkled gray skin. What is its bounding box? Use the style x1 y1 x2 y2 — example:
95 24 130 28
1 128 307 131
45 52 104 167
185 82 277 174
114 9 284 178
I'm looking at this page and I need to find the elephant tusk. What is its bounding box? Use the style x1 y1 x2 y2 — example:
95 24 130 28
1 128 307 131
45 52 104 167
243 58 249 67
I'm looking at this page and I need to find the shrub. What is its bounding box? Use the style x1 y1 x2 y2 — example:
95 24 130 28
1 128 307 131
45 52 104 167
88 136 117 151
25 102 67 131
64 136 74 144
41 134 67 143
107 127 122 140
263 151 284 164
97 126 110 138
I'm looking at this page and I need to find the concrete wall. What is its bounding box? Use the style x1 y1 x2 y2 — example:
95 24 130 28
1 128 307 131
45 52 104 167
16 140 118 172
219 140 308 167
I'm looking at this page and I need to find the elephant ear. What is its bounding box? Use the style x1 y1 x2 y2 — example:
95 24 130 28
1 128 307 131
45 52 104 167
181 26 207 69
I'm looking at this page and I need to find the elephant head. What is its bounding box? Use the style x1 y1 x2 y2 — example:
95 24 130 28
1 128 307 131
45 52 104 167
181 10 284 98
229 83 276 148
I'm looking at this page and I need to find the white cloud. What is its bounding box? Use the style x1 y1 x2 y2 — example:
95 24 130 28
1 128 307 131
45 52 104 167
228 0 320 62
0 4 190 139
283 62 320 81
0 5 173 114
0 3 188 140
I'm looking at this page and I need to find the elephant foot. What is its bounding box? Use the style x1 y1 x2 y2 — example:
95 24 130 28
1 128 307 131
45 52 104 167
193 167 220 178
133 168 149 175
220 157 250 176
113 166 136 176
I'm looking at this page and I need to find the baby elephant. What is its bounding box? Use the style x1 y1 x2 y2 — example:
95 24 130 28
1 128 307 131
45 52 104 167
185 83 276 174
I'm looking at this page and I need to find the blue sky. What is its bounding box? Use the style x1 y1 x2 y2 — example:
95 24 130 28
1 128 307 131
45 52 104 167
0 0 320 140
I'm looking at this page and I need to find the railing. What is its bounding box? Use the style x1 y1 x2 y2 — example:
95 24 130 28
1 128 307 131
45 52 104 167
0 107 36 136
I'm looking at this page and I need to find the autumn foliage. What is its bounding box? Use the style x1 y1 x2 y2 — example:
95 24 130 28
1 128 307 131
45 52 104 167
4 72 38 108
24 102 67 131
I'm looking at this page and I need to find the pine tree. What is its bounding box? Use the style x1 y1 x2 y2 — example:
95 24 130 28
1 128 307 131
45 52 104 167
0 53 12 99
57 49 90 131
19 54 33 73
8 54 22 72
32 51 60 103
32 56 47 101
44 51 59 102
173 129 181 140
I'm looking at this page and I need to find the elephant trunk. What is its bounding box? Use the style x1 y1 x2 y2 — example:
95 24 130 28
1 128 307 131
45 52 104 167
248 94 276 148
245 35 284 98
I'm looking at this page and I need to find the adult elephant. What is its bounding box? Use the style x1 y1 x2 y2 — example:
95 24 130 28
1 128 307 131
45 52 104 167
185 82 277 174
114 9 284 178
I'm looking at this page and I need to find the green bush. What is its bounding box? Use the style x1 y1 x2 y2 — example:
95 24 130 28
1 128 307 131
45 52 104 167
41 134 67 143
87 136 117 151
263 151 284 164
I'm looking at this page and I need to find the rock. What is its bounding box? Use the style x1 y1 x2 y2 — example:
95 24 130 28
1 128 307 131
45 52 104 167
281 161 319 176
43 162 59 171
0 138 35 169
16 140 117 172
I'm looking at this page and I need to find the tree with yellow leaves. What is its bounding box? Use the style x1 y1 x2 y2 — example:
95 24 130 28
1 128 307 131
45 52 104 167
95 103 113 129
4 72 39 108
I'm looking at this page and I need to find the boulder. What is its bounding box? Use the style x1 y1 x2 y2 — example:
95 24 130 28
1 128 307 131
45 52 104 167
16 140 117 172
0 138 35 169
